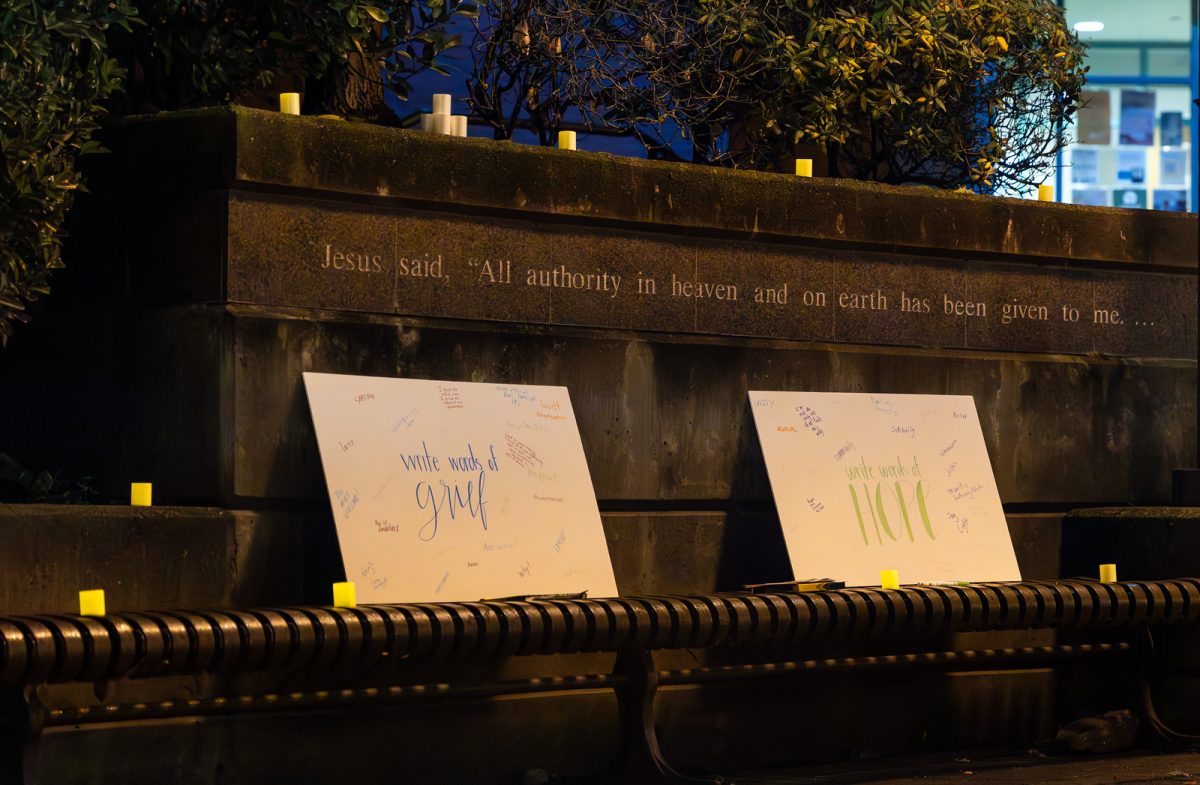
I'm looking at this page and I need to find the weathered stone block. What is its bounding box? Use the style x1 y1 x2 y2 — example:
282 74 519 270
1 107 1187 513
1061 507 1200 579
0 306 1192 506
0 505 307 614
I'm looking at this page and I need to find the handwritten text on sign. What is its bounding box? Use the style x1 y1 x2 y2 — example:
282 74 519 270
749 392 1020 586
303 373 618 603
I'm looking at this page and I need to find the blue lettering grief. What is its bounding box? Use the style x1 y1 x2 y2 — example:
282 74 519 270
401 442 502 542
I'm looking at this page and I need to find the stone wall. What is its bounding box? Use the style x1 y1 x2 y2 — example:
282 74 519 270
0 107 1195 781
1 107 1193 516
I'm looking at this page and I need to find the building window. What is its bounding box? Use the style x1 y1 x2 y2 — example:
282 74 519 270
1057 0 1197 212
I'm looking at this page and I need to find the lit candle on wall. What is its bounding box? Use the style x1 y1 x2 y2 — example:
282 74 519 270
279 93 301 116
332 581 357 608
1038 184 1055 202
795 158 813 177
79 589 106 616
432 93 451 116
131 482 152 507
558 130 577 150
1099 563 1117 583
880 569 900 590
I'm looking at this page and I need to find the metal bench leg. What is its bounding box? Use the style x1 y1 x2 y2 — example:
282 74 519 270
0 687 31 785
613 650 711 785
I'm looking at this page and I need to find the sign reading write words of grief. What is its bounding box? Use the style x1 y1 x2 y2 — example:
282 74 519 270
303 373 618 603
749 392 1020 586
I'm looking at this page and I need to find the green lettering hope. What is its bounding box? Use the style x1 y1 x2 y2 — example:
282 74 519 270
848 481 935 545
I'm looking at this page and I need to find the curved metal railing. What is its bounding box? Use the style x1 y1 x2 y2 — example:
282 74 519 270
2 579 1197 688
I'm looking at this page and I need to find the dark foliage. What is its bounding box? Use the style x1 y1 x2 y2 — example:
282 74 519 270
0 452 98 504
467 0 576 143
0 0 135 346
108 0 478 119
468 0 1088 192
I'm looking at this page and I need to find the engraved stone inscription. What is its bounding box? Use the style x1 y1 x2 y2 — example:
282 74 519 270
322 244 383 273
227 193 1196 360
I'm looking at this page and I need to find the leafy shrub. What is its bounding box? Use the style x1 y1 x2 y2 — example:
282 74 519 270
0 0 135 346
723 0 1089 190
467 0 734 154
0 452 98 504
1 1 476 346
108 0 478 117
468 0 578 143
477 0 1087 192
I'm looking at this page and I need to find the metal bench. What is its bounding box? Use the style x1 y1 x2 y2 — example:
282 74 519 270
3 579 1198 784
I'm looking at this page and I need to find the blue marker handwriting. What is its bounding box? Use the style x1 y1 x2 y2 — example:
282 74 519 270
400 442 503 542
416 471 490 542
335 487 360 519
794 405 824 436
496 386 538 406
391 408 419 432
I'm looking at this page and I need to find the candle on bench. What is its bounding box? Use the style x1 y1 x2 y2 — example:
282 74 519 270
1038 184 1054 202
880 569 900 590
79 589 106 617
332 581 357 608
279 93 301 116
131 482 152 507
1099 563 1117 583
795 158 813 177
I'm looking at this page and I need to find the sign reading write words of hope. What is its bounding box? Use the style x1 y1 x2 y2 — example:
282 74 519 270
303 373 618 603
749 392 1020 586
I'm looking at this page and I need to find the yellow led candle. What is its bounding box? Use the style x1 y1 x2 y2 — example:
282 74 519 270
795 158 813 177
279 93 301 116
1099 563 1117 583
79 589 106 617
880 569 900 590
1038 184 1054 202
130 482 152 507
558 130 577 151
332 581 357 608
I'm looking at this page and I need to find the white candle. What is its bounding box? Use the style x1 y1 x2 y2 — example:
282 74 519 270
453 115 468 137
279 93 301 116
432 93 452 116
429 114 451 135
558 130 577 150
419 113 434 132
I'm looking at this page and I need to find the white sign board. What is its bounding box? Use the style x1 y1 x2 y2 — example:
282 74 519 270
303 373 619 603
749 391 1020 586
